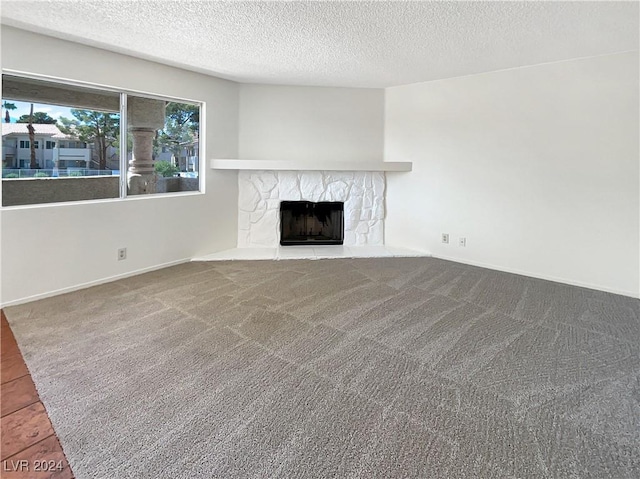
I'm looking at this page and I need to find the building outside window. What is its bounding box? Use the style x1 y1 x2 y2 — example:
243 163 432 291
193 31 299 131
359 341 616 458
1 73 202 206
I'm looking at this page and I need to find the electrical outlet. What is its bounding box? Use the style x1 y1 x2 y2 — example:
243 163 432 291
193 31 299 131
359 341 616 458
459 237 466 247
442 233 449 244
117 248 127 261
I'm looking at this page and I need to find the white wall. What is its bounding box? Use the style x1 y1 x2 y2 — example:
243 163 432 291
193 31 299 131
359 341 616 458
238 84 384 162
1 26 239 305
385 52 640 297
3 29 636 303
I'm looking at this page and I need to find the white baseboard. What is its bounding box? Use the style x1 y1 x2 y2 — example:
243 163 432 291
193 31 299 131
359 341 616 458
431 254 639 299
1 258 192 308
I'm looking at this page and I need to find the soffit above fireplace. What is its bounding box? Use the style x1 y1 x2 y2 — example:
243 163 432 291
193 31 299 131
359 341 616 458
211 159 412 172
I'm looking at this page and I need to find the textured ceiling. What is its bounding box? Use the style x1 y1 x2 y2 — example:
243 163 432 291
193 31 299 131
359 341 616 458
1 1 638 88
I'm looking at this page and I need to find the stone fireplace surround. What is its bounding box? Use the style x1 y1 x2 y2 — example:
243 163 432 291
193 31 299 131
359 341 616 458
238 170 386 248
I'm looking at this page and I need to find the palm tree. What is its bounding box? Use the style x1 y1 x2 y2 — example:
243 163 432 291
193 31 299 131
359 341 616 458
2 101 17 123
27 103 37 169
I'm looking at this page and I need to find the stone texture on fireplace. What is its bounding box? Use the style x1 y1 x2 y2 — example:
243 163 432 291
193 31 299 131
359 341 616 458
238 170 385 247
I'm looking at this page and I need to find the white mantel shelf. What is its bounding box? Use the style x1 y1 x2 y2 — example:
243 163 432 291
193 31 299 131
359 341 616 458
210 159 412 172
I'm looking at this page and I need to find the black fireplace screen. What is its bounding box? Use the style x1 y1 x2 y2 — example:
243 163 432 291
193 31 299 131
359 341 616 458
280 201 344 245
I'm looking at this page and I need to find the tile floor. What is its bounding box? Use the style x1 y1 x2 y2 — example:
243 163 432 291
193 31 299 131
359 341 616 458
1 311 74 478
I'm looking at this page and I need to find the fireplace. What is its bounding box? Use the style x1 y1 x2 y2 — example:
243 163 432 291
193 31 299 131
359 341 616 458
280 201 344 245
238 171 385 247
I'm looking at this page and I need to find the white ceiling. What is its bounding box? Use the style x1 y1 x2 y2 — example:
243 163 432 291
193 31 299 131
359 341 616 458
1 1 638 88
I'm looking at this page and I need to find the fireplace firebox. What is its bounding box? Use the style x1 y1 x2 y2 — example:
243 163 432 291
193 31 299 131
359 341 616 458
280 201 344 245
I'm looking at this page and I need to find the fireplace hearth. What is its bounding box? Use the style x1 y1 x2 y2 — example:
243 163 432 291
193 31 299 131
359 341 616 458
280 201 344 245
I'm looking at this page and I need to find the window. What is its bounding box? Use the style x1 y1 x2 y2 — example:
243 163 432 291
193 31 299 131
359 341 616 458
127 95 200 195
2 74 202 206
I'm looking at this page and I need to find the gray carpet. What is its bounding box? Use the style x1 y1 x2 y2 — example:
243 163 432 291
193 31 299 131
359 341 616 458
5 257 640 478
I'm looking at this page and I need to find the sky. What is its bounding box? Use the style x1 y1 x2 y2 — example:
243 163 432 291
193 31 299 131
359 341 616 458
2 100 74 123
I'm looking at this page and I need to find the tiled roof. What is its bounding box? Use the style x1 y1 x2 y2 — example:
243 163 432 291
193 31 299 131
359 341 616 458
1 123 73 139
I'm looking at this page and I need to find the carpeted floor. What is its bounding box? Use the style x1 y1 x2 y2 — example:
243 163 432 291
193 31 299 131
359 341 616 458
5 257 640 478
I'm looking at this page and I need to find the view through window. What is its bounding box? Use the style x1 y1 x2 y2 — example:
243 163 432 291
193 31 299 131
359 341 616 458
1 74 202 206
